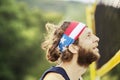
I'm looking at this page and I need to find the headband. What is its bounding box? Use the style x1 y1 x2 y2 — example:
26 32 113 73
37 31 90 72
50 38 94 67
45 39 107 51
58 22 86 52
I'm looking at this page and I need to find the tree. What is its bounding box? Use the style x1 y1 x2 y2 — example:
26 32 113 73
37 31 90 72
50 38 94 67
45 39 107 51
0 0 63 80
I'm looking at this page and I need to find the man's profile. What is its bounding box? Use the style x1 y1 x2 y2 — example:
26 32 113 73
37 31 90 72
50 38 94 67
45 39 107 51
40 21 100 80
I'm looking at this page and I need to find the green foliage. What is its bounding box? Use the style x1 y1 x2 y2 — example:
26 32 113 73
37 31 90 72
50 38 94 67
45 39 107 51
44 12 63 24
0 0 63 80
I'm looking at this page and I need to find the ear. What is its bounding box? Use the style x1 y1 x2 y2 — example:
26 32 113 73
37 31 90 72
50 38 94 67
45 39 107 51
68 44 79 54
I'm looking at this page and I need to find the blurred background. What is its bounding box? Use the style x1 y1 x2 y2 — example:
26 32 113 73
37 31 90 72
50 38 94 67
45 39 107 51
0 0 120 80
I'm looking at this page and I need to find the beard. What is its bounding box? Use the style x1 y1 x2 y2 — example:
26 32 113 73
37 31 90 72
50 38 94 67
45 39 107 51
77 46 100 67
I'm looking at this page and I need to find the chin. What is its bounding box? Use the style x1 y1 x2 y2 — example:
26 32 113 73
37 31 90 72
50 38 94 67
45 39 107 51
93 49 100 60
77 47 100 67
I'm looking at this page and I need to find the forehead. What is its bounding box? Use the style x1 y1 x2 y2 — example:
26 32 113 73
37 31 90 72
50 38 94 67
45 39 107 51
79 28 92 38
84 28 92 34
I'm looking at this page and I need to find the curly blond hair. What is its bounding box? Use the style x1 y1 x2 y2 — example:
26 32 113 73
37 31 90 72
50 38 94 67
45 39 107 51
41 21 79 63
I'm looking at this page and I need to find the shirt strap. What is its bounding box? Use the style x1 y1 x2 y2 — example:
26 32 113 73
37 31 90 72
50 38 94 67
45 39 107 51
40 66 70 80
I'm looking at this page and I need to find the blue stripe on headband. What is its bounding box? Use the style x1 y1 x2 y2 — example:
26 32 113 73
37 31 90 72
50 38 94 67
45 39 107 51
58 34 75 52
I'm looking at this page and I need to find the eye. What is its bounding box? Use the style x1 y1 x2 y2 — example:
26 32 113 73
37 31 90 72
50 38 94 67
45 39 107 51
88 34 90 37
86 34 91 39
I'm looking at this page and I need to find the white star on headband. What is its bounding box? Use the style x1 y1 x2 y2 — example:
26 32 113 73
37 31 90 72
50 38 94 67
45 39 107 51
57 46 61 51
60 36 66 44
62 45 67 51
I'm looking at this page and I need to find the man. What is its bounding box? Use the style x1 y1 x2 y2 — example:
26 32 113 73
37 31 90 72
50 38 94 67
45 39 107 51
40 21 100 80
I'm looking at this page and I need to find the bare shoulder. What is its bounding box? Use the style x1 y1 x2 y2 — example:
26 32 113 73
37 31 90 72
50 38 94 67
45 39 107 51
43 72 65 80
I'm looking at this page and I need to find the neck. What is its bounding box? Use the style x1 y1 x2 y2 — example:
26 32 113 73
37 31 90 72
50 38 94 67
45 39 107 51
57 54 87 80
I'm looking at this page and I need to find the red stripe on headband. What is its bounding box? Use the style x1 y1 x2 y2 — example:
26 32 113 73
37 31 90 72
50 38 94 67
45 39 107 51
64 22 79 36
74 27 86 40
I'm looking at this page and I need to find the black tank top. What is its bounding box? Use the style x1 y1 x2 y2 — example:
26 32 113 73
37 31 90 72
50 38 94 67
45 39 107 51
40 66 70 80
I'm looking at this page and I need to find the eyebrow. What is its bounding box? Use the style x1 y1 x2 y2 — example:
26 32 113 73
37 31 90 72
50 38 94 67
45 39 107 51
87 29 92 34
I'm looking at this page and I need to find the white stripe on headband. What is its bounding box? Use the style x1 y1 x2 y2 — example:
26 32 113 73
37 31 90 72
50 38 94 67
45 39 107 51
69 23 86 39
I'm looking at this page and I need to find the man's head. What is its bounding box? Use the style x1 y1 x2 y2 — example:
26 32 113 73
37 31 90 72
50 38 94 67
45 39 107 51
42 21 100 67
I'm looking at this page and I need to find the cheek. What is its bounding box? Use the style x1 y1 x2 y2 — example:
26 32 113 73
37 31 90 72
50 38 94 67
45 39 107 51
80 40 93 49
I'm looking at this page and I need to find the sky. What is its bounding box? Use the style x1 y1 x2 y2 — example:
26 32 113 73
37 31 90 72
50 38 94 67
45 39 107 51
63 0 96 3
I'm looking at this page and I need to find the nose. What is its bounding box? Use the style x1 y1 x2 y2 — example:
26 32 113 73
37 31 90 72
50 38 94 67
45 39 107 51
94 35 99 43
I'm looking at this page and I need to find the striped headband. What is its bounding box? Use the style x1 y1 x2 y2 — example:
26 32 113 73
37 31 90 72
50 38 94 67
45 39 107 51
58 22 86 52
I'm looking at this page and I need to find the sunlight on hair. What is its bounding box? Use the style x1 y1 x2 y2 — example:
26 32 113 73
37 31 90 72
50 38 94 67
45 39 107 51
41 23 58 51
